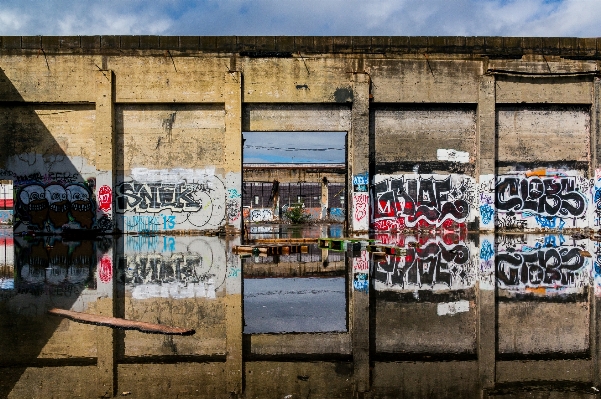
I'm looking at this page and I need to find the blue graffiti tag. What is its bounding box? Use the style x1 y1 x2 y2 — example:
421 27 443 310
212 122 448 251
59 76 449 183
535 215 566 230
352 173 369 192
480 204 494 225
353 273 369 292
227 188 241 199
480 240 494 261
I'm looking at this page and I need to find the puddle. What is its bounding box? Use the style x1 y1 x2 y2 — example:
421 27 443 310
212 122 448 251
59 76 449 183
1 226 600 398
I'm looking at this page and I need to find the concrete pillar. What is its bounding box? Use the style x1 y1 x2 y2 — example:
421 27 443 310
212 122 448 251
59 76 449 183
224 70 243 234
95 247 117 397
320 177 328 220
477 75 496 231
95 70 118 397
477 234 496 392
592 78 601 176
272 180 280 221
349 74 370 233
351 251 370 393
590 286 600 386
95 70 115 233
225 238 243 395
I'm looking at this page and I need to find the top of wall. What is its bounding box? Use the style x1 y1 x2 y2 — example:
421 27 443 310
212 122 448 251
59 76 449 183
2 36 601 58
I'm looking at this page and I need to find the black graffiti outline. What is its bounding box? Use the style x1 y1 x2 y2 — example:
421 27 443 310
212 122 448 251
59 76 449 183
496 176 587 218
374 241 472 289
496 247 587 288
373 176 471 227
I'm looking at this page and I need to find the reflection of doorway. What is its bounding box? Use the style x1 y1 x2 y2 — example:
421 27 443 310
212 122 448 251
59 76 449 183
0 179 13 289
241 132 347 231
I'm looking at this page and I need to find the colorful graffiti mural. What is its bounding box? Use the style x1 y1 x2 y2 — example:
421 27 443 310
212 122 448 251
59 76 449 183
372 174 475 231
15 181 96 232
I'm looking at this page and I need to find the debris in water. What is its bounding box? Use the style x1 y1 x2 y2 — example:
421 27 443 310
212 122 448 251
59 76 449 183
48 308 195 335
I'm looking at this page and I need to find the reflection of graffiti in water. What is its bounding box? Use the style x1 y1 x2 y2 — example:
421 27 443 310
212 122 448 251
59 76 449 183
123 253 216 299
123 236 227 299
14 238 98 295
374 236 476 292
496 246 589 292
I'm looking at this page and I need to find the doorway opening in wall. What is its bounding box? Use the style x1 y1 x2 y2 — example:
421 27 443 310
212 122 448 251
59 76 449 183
241 132 348 334
0 179 13 290
242 132 347 232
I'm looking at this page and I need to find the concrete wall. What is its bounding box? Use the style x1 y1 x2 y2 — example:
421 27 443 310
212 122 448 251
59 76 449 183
2 36 601 233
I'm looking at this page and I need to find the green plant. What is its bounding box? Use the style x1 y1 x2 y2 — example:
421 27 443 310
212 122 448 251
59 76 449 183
283 203 311 224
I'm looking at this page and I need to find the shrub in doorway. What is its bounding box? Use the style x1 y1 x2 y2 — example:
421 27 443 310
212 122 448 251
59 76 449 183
283 203 311 224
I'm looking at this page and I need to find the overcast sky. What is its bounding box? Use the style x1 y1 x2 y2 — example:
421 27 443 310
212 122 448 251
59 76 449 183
1 0 601 37
3 0 600 163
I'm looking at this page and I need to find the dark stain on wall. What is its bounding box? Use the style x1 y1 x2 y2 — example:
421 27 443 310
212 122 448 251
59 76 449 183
333 87 353 103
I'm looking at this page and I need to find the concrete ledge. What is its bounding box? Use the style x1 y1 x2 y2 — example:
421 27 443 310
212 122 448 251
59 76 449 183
1 35 601 57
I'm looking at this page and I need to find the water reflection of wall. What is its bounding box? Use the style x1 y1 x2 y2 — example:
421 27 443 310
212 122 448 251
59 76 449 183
14 237 98 292
0 228 14 291
373 234 478 293
496 234 591 297
121 235 227 299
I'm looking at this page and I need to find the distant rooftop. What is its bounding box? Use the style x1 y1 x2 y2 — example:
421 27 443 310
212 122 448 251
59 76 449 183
243 163 345 170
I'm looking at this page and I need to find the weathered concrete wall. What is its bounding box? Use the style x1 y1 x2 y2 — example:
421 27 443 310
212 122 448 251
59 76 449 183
2 37 601 232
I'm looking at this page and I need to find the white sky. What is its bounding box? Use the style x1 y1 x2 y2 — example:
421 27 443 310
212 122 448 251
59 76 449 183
1 0 600 37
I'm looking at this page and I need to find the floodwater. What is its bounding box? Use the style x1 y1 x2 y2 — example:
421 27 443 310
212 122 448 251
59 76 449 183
1 225 601 398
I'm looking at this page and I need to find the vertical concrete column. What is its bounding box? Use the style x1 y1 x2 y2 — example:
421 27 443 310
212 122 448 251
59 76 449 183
224 71 243 234
349 74 370 233
477 234 496 392
320 177 329 220
225 237 243 395
95 250 117 397
592 78 600 176
477 75 496 231
351 250 370 393
95 70 116 233
589 285 600 386
95 69 118 397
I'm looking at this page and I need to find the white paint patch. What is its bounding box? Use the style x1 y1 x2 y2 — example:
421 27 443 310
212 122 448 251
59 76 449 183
131 281 216 300
437 149 469 163
437 300 470 316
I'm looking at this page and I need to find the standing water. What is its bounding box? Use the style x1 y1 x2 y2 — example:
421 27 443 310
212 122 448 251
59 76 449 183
0 225 600 398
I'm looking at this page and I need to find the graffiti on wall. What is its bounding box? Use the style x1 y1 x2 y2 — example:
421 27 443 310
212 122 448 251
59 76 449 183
373 235 477 292
497 235 590 295
594 169 601 227
372 174 475 231
250 208 274 222
490 170 591 230
478 175 495 228
15 181 96 231
226 188 241 223
353 172 369 192
353 193 369 224
116 168 227 231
